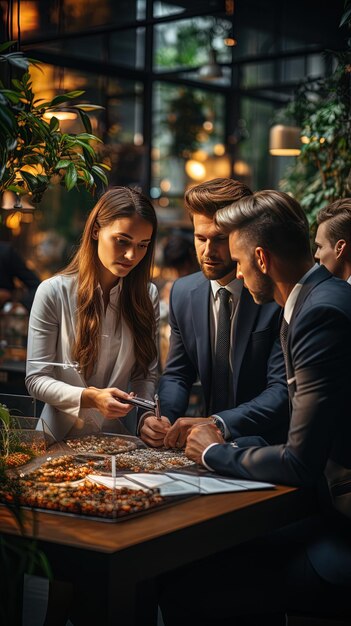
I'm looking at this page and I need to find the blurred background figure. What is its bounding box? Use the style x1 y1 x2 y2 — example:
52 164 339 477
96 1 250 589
0 241 40 311
0 242 41 363
156 232 198 371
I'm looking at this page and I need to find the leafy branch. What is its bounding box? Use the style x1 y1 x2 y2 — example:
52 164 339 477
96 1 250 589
0 42 109 203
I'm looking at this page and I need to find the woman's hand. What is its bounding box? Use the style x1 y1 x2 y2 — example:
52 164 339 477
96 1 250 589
81 386 134 419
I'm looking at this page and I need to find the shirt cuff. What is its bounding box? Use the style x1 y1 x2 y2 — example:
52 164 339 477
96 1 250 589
136 410 155 435
211 414 230 439
201 443 220 471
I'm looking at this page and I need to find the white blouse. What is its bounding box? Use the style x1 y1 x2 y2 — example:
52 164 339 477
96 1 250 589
26 274 159 441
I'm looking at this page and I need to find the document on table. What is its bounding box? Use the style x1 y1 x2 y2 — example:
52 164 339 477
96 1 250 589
89 472 274 496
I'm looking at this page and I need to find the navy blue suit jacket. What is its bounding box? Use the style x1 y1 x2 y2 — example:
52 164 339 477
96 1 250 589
205 265 351 583
158 271 289 444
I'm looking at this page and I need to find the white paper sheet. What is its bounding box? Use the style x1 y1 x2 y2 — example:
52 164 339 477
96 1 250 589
166 473 274 493
87 472 274 496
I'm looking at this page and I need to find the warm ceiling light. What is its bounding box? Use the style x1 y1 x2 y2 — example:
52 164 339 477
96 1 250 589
224 37 237 47
233 160 251 176
1 191 35 211
269 125 301 156
199 49 223 80
185 160 206 181
43 111 77 121
213 143 226 156
160 179 171 192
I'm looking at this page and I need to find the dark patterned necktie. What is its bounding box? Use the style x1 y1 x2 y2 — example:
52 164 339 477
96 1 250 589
280 315 289 376
212 288 231 413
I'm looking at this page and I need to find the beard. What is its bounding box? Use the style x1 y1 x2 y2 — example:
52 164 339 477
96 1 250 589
199 257 237 281
249 271 275 305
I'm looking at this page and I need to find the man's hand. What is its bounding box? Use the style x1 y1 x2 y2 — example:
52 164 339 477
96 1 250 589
164 417 212 449
185 423 225 465
140 415 171 447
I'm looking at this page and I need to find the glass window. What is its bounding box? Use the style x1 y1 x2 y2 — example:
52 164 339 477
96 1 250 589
154 16 232 73
238 97 275 190
151 82 226 218
241 62 274 89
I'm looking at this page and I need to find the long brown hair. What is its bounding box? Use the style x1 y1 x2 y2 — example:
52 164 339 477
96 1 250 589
63 186 158 379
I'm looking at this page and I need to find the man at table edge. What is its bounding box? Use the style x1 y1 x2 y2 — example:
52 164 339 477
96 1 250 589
159 189 351 625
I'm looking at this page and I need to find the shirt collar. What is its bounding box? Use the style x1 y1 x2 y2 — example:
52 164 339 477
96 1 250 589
211 277 243 300
97 278 123 300
347 275 351 285
284 263 319 324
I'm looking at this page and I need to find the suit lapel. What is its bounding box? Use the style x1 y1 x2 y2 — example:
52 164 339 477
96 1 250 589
191 279 212 404
232 287 260 402
290 265 332 325
286 265 332 403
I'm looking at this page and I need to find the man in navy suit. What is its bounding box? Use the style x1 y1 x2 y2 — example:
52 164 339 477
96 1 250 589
159 190 351 626
140 178 289 448
314 198 351 283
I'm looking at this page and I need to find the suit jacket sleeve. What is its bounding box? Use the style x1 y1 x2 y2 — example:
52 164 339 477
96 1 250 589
158 282 198 422
218 337 289 442
205 305 351 487
132 282 160 402
25 279 84 418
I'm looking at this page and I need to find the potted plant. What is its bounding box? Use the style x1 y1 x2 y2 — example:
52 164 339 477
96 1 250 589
0 42 109 206
0 404 52 626
276 4 351 223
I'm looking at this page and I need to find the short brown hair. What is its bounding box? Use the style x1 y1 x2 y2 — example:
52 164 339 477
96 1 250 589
316 198 351 246
184 177 252 219
215 189 311 261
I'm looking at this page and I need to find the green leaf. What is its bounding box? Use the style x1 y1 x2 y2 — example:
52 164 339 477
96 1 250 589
77 109 92 133
48 91 85 107
54 160 72 169
0 405 10 427
79 169 94 186
0 41 17 53
65 162 78 191
91 165 109 186
76 133 101 142
10 78 23 91
49 116 60 132
340 7 351 26
1 90 21 104
73 139 96 156
72 104 104 111
20 170 39 191
60 90 85 100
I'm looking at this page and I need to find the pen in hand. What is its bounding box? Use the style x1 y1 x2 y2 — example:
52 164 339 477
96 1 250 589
155 393 161 420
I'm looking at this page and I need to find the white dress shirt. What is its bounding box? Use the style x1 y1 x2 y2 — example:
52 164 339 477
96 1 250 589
26 274 159 441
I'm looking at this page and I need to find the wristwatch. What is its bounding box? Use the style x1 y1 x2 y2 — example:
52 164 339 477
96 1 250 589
212 415 226 438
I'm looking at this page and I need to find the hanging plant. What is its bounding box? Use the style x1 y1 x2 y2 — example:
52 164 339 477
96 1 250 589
0 42 109 204
276 5 351 223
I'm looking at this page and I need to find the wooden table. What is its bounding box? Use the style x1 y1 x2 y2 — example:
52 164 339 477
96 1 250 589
0 485 315 625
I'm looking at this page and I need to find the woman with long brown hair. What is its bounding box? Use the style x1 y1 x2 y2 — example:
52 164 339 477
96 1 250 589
26 186 159 441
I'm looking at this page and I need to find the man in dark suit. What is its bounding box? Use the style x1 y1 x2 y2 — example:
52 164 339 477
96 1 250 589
159 190 351 626
140 178 289 448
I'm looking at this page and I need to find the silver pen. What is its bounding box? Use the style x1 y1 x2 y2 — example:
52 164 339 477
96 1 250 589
154 393 161 420
27 360 81 371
